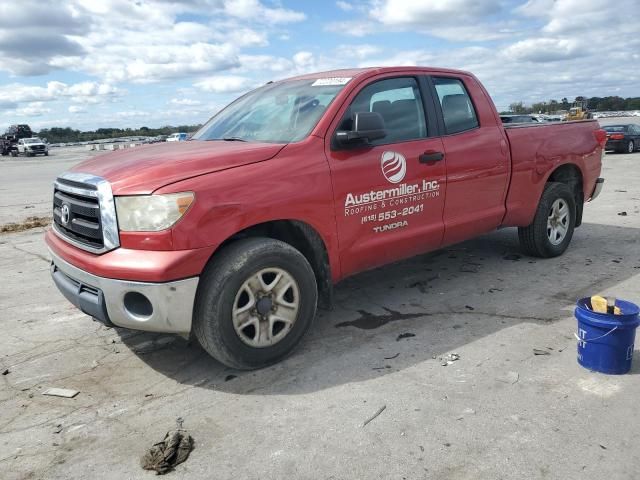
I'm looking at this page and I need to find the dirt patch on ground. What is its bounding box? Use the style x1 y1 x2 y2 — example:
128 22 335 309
0 216 51 234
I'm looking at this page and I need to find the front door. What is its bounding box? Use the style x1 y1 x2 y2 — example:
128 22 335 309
325 76 447 276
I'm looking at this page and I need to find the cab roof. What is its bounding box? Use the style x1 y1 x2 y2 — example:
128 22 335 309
281 66 474 83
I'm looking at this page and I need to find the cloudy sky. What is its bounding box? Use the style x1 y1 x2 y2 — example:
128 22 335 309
0 0 638 131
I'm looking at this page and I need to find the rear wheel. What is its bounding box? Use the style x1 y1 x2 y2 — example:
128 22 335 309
193 237 318 370
518 182 576 258
626 140 635 154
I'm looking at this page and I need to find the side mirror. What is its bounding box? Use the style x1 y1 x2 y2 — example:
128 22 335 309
335 111 386 147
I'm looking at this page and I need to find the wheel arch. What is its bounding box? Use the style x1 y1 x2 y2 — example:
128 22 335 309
210 219 334 309
546 163 584 227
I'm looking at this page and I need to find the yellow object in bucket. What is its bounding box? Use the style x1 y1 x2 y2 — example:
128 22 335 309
590 295 621 315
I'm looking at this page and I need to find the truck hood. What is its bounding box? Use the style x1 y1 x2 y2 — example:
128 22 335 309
71 141 286 194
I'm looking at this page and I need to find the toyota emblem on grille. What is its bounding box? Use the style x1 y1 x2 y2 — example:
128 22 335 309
60 204 70 225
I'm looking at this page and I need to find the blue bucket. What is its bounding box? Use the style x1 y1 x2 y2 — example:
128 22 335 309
575 297 640 374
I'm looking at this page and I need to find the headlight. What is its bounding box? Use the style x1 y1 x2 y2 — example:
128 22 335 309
115 192 194 231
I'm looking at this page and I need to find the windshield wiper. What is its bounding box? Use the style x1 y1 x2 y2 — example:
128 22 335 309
221 136 248 142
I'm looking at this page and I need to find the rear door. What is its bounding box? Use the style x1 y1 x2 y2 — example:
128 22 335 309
428 75 510 245
325 75 446 276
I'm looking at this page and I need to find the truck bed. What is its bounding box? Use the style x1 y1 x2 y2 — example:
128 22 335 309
501 119 602 226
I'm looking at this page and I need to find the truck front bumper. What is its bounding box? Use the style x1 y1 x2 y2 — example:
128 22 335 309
50 249 199 334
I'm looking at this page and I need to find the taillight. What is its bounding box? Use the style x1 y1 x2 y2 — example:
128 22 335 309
593 129 607 147
609 133 624 140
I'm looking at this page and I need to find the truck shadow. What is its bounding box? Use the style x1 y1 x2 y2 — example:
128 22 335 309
118 222 640 394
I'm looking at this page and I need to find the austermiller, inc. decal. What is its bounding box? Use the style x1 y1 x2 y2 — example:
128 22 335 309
343 150 442 233
380 151 406 184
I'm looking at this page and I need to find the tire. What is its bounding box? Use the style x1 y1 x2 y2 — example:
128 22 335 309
193 237 318 370
10 150 16 157
626 140 634 154
44 152 49 156
518 182 576 258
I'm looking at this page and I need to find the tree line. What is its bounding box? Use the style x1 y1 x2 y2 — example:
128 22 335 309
504 96 640 114
35 125 202 144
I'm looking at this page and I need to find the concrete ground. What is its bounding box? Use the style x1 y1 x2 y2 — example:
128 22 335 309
0 146 101 225
1 134 640 479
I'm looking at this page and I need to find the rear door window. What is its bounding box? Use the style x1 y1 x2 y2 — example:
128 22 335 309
432 77 479 135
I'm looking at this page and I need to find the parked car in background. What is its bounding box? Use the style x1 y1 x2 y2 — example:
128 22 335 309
500 115 542 124
603 124 640 153
166 132 188 142
16 137 48 157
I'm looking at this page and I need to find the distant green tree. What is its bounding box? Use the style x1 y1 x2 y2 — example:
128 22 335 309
509 102 527 114
36 124 201 144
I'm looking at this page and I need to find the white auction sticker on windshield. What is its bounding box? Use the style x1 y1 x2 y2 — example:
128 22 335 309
311 77 352 86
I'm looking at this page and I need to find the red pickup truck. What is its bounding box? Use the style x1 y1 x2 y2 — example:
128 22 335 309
46 66 606 369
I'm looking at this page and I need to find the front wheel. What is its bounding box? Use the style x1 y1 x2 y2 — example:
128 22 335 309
518 182 576 258
193 237 318 370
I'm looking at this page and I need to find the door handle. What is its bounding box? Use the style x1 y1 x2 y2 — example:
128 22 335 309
419 151 444 163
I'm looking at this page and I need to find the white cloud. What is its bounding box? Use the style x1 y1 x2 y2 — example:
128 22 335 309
224 0 306 24
0 0 305 84
370 0 502 27
0 81 123 104
68 105 87 113
194 75 253 93
503 38 588 62
169 98 202 106
16 102 52 117
325 20 377 37
336 1 354 11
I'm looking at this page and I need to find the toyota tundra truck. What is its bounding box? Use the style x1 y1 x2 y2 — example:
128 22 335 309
46 67 606 369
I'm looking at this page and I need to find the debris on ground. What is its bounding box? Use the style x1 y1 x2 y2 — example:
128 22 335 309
455 407 476 421
497 371 520 384
0 216 51 234
384 353 400 360
533 349 551 356
440 353 460 366
362 405 386 428
396 332 415 341
42 388 79 398
224 374 237 382
141 418 194 475
618 211 628 216
2 368 9 375
464 305 475 311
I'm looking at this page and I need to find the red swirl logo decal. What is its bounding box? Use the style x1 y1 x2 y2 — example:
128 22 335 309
381 151 406 184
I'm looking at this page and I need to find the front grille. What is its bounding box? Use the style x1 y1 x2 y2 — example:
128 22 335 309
30 145 45 151
53 188 104 249
52 173 119 253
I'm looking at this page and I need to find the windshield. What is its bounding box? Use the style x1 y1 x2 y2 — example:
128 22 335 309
24 138 41 144
192 78 349 143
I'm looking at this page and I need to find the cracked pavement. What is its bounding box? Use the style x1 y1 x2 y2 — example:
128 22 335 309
1 145 639 479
